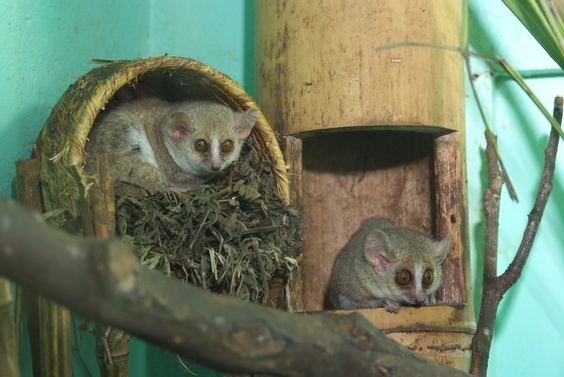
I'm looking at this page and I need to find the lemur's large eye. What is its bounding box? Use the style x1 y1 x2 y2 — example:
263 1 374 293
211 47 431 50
395 270 411 286
194 139 207 152
221 140 234 153
422 269 434 286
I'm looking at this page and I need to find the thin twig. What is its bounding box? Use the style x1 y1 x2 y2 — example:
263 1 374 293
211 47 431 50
498 96 562 289
470 96 562 376
465 54 519 202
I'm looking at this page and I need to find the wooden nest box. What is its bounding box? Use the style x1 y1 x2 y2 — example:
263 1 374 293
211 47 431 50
256 0 476 372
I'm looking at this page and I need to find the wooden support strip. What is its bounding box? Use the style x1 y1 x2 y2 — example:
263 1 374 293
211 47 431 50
264 136 305 312
434 133 466 305
16 158 74 377
82 155 131 377
0 276 20 377
15 158 43 377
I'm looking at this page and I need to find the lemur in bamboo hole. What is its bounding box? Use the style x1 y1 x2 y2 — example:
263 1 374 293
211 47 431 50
328 217 452 313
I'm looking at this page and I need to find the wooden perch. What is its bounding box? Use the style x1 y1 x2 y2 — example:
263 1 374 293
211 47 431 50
470 96 562 376
0 197 472 377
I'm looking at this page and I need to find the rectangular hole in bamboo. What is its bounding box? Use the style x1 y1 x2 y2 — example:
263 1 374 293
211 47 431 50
300 130 465 312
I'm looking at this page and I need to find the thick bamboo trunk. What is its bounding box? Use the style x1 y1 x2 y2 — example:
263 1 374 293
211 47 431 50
256 0 474 371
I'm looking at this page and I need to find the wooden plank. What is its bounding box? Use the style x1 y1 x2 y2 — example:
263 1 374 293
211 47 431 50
265 136 305 312
16 159 43 212
15 158 42 377
434 132 466 304
81 155 132 376
0 277 20 377
16 158 73 377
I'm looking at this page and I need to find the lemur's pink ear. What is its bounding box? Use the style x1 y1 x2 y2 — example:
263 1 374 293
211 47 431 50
364 230 394 275
432 233 453 263
167 111 193 141
234 107 258 140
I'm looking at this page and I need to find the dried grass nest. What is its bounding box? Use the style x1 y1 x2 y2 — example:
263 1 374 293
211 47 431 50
116 140 303 304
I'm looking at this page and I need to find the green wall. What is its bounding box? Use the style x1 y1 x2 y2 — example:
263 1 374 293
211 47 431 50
1 0 563 376
0 0 254 199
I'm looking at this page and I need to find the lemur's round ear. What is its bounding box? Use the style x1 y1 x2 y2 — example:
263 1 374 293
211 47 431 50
364 230 393 274
432 233 453 263
235 107 258 140
167 112 193 140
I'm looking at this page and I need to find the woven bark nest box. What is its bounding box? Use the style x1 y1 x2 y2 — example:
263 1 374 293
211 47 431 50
34 56 302 305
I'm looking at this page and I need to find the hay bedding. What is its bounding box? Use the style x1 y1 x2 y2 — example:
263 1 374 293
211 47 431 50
114 139 303 304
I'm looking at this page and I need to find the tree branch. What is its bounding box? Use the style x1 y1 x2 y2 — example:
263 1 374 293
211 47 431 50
499 96 562 288
470 96 562 376
0 197 472 377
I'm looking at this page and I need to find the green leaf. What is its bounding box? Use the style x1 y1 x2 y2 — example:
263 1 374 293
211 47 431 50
233 180 261 202
503 0 564 70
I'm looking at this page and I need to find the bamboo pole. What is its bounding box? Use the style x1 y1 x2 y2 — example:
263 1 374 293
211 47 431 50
76 155 131 377
280 136 305 313
263 136 305 312
256 1 474 371
0 277 20 377
16 158 73 377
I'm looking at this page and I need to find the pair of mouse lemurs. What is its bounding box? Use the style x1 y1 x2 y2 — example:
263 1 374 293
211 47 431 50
84 98 452 313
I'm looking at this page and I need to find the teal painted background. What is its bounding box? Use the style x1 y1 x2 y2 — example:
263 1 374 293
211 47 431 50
0 0 254 199
1 0 563 376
